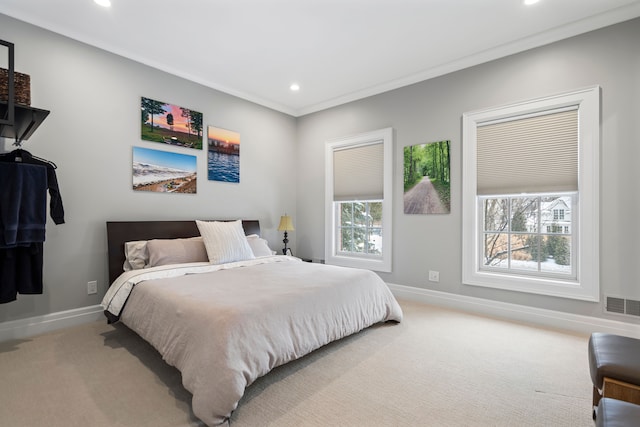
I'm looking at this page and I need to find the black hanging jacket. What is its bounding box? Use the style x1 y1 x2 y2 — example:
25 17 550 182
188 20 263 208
0 149 65 229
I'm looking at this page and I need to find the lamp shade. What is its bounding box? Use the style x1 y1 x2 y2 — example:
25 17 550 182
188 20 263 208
277 215 295 231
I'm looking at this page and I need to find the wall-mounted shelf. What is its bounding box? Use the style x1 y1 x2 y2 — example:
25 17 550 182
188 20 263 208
0 101 50 142
1 39 50 144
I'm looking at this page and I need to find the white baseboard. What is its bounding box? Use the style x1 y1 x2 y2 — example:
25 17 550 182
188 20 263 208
3 288 640 342
0 305 105 342
388 283 640 339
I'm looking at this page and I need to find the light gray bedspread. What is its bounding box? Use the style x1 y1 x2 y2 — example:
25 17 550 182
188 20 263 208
118 258 403 426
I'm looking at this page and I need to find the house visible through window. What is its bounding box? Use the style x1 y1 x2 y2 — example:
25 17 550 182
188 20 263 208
482 194 575 278
462 86 600 301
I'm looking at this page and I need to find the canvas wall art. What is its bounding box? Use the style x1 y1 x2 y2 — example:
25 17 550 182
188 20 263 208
141 97 203 149
132 146 197 193
403 140 451 214
207 125 240 183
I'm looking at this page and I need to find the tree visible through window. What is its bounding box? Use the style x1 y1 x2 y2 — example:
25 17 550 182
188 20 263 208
337 201 382 255
482 194 573 277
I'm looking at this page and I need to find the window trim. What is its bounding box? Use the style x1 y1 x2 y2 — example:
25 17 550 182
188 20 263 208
462 86 600 301
325 127 393 272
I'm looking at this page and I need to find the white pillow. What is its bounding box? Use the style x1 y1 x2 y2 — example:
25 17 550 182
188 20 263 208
196 220 256 264
123 240 148 271
247 234 276 257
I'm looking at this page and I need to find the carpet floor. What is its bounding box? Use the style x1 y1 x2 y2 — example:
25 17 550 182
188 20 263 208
0 299 594 426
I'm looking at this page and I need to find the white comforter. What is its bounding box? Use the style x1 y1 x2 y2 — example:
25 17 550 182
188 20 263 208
101 256 403 426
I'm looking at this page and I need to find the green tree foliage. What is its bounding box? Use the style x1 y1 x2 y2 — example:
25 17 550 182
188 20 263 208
369 202 382 224
403 144 422 190
511 209 527 232
547 233 570 265
166 113 174 130
141 97 166 132
339 202 382 254
526 235 548 262
424 140 450 185
340 202 364 253
403 140 450 191
180 108 203 138
191 110 203 138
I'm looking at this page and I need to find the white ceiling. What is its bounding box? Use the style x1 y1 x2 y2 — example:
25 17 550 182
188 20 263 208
1 0 640 117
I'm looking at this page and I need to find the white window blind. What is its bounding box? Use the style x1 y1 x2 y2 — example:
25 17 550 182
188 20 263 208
477 108 578 195
333 142 383 201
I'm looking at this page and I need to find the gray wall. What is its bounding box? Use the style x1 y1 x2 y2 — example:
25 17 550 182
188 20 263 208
295 18 640 322
0 14 297 323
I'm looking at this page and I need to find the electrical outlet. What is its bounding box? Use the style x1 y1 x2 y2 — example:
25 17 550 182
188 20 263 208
428 270 439 282
87 280 98 295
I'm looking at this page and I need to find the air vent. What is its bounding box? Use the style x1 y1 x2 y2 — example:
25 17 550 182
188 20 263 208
605 296 640 317
626 299 640 317
606 296 625 314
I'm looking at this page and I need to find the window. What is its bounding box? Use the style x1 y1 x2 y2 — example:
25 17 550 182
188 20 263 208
325 128 393 272
482 193 575 278
462 87 600 301
337 201 382 256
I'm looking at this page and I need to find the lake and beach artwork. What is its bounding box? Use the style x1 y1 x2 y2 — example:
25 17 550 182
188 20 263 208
141 97 203 149
207 125 240 183
403 140 451 214
132 146 197 193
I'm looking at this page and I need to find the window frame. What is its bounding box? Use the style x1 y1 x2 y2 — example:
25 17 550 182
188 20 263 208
462 86 600 301
325 127 393 272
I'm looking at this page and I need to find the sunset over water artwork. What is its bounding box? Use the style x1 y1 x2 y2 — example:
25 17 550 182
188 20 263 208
207 125 240 183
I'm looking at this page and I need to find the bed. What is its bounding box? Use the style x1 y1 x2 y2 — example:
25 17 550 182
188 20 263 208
101 219 403 427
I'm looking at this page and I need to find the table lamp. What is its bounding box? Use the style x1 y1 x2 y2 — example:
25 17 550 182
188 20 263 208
277 214 295 255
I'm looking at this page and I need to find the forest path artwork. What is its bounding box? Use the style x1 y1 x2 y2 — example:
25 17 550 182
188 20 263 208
404 176 447 214
403 140 451 214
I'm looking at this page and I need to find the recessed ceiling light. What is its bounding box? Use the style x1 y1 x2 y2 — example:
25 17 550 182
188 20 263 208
290 83 300 92
524 0 540 5
94 0 111 7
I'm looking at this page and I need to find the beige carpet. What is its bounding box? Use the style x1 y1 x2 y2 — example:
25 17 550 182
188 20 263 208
0 300 594 426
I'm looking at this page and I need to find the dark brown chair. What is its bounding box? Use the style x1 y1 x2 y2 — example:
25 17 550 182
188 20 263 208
588 332 640 416
595 398 640 427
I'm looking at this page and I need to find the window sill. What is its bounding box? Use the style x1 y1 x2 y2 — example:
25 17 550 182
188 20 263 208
326 254 391 273
463 270 598 302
